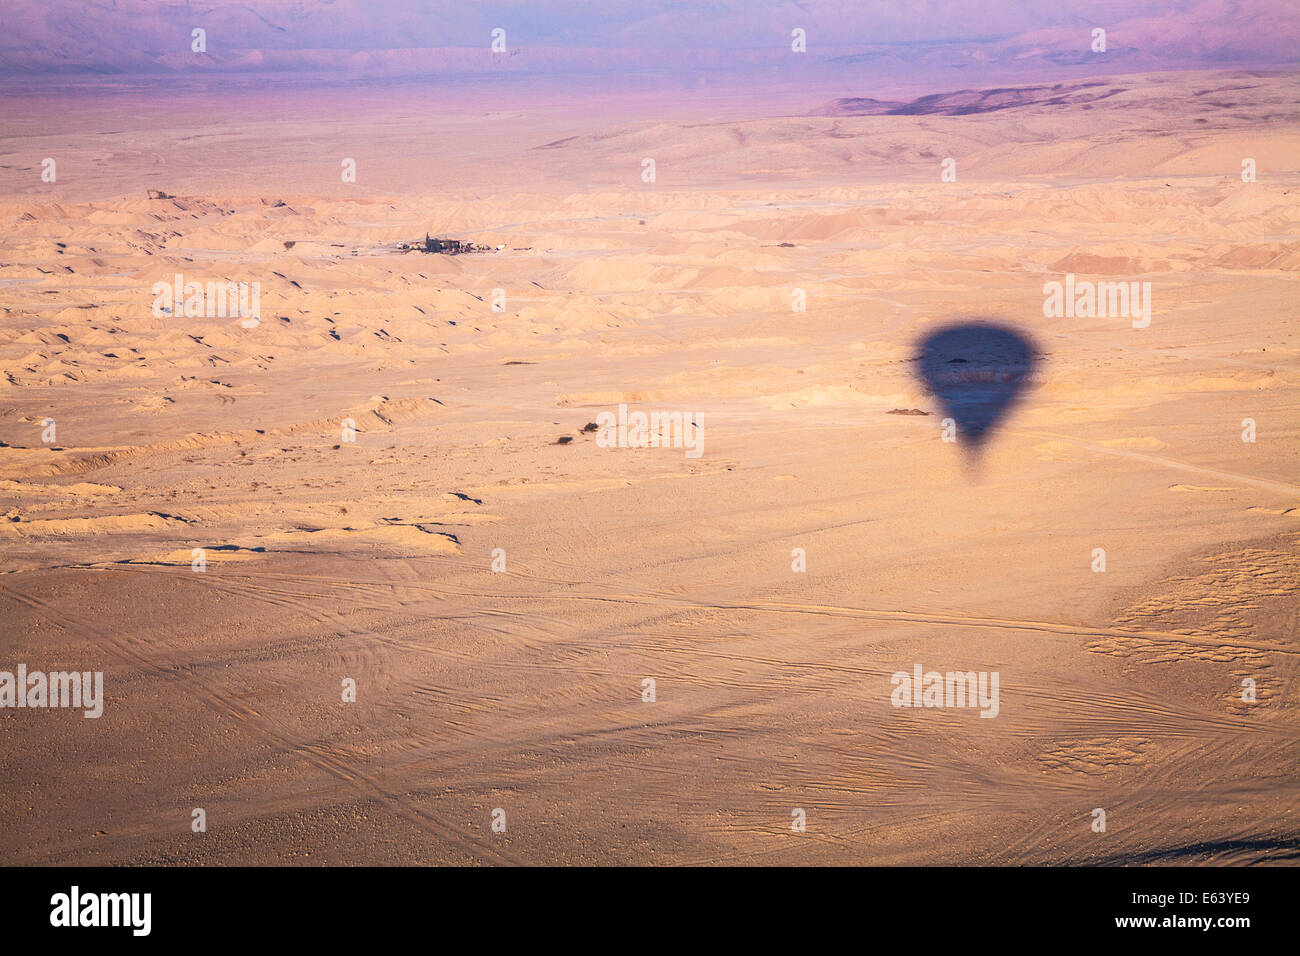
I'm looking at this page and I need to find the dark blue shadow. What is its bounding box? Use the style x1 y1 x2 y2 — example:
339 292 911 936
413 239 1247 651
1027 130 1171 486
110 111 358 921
914 322 1038 454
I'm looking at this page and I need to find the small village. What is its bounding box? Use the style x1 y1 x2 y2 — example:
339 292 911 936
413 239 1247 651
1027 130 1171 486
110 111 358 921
395 234 505 255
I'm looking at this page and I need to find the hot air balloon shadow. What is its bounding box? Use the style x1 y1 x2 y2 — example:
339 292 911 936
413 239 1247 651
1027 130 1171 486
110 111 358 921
914 322 1039 466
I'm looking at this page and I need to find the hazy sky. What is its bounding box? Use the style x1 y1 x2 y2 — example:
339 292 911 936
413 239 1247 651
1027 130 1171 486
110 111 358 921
2 0 1295 80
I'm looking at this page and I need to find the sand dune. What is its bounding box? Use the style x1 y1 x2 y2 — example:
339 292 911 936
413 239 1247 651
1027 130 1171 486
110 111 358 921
0 68 1296 865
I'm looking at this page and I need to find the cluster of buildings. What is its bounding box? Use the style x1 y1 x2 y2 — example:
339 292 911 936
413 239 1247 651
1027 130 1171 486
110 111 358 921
396 234 501 255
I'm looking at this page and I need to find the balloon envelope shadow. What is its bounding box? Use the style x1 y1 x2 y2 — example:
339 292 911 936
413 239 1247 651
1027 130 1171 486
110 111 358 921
914 322 1039 457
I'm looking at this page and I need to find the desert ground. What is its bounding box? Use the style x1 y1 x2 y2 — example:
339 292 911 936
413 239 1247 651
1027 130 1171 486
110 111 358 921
0 69 1297 864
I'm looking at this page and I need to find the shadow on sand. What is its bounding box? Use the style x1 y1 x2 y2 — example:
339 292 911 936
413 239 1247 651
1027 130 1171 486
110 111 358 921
914 321 1040 466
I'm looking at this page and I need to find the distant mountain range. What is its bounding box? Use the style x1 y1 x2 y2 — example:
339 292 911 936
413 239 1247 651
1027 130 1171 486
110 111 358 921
1 0 1295 77
815 80 1137 116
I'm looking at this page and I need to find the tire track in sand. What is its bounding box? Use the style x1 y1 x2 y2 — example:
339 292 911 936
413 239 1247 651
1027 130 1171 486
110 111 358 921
0 580 523 865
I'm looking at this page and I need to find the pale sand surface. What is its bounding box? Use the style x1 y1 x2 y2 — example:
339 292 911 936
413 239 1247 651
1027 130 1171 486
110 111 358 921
0 70 1296 864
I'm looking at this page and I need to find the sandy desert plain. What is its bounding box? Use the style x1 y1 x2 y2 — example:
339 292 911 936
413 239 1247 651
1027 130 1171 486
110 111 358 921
0 69 1297 865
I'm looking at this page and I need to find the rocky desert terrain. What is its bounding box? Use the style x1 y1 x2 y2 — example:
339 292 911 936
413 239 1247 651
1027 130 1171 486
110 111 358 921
0 67 1296 864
